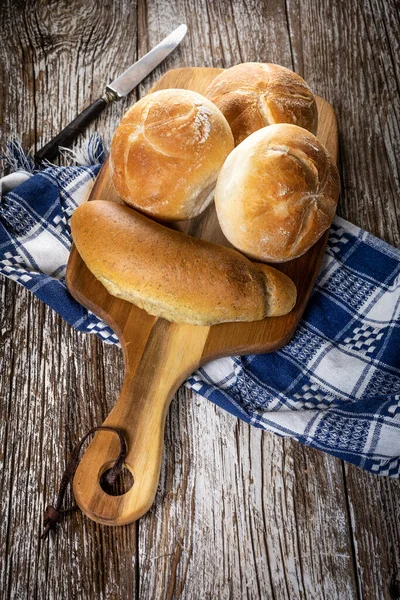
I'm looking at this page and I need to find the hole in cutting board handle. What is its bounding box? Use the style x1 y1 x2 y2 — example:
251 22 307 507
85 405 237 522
99 466 134 496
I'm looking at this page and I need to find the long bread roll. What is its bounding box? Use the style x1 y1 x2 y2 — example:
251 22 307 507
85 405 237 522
70 201 297 326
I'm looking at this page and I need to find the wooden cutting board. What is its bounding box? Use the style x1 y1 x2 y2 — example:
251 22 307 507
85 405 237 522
66 67 338 526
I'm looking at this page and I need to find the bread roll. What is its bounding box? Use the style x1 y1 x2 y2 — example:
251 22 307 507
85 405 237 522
70 201 297 325
215 123 340 263
110 89 234 222
205 63 318 145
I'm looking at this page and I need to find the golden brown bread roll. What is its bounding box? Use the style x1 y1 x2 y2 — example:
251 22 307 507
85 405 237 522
205 63 318 145
70 201 297 325
110 89 234 222
215 123 340 263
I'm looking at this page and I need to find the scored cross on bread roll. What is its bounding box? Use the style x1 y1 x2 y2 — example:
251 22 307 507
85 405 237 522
70 201 297 326
110 89 234 222
205 62 318 145
215 123 340 263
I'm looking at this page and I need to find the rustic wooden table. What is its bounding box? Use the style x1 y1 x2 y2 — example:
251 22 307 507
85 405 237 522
1 1 399 599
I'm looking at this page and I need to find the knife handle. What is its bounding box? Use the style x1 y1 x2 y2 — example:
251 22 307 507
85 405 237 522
35 96 110 163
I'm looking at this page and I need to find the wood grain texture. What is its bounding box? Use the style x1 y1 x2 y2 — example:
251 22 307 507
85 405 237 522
0 0 399 599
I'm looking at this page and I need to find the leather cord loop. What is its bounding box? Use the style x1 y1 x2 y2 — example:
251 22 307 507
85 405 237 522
41 426 127 539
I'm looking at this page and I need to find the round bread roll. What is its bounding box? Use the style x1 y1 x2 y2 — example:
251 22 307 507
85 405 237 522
205 63 318 145
110 89 234 222
215 123 340 263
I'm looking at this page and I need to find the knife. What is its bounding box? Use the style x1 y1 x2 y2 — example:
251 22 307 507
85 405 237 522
34 24 187 163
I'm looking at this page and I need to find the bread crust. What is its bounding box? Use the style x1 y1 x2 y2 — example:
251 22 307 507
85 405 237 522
70 201 297 325
110 89 234 222
215 123 340 263
205 63 318 145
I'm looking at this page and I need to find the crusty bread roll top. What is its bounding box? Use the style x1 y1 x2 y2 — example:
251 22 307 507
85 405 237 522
215 123 340 263
71 201 297 326
205 62 318 145
110 89 234 222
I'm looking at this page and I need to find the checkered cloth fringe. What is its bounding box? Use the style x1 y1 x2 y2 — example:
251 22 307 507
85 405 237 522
1 137 399 477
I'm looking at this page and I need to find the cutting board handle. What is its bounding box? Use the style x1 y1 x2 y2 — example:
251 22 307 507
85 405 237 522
73 319 209 525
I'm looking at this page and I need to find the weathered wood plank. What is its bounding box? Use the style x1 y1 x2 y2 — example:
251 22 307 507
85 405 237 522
140 392 358 599
0 1 139 598
344 465 400 600
300 0 400 247
294 2 400 598
135 1 357 598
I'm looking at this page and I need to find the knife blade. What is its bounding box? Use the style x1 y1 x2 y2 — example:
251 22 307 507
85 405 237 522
34 24 187 163
106 24 187 98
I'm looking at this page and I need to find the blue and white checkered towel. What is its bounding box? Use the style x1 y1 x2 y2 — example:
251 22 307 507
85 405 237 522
1 139 399 477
